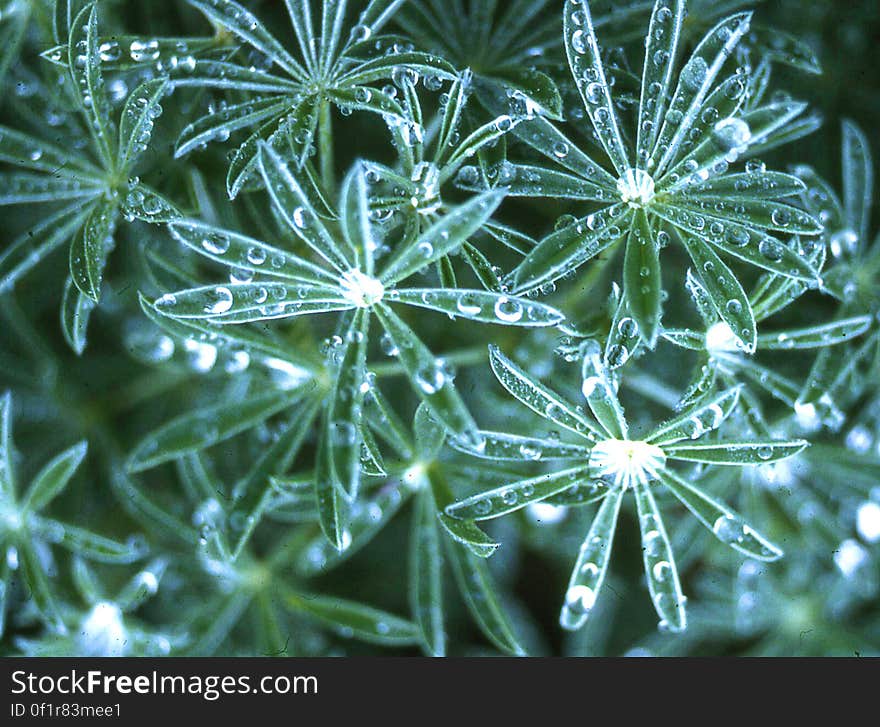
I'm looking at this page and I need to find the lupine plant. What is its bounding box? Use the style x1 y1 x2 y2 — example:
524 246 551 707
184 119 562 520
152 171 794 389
0 0 878 657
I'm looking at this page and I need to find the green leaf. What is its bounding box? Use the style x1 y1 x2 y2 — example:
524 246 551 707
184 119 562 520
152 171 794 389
564 1 629 174
167 59 297 93
671 196 822 235
659 468 783 560
623 209 662 347
380 190 505 284
19 543 64 632
327 310 370 499
127 389 307 472
0 173 102 205
167 219 336 286
678 233 756 353
636 0 685 168
69 198 116 302
450 431 592 462
60 276 96 355
374 303 480 446
664 439 808 465
118 79 168 171
750 25 821 74
581 352 627 439
757 317 872 350
35 518 141 562
488 345 601 440
257 141 353 271
654 203 819 282
444 539 525 655
153 282 350 323
230 400 320 560
0 206 92 295
841 120 873 246
485 68 564 121
392 288 563 327
683 172 807 200
633 479 686 632
559 487 623 630
0 391 14 499
314 412 352 551
176 98 290 158
284 590 420 646
297 484 406 576
68 4 116 168
649 386 742 445
445 465 595 521
456 163 614 202
0 125 100 175
123 185 179 223
22 442 87 513
510 205 630 294
653 12 753 176
413 402 446 461
509 115 618 189
410 489 445 656
187 0 304 79
339 52 457 87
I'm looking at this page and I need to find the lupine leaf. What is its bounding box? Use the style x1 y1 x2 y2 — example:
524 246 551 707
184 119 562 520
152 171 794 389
659 468 783 560
22 441 88 513
128 389 308 472
634 479 686 632
664 439 808 465
284 590 420 645
559 487 623 630
410 489 445 656
444 539 525 655
374 303 480 446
